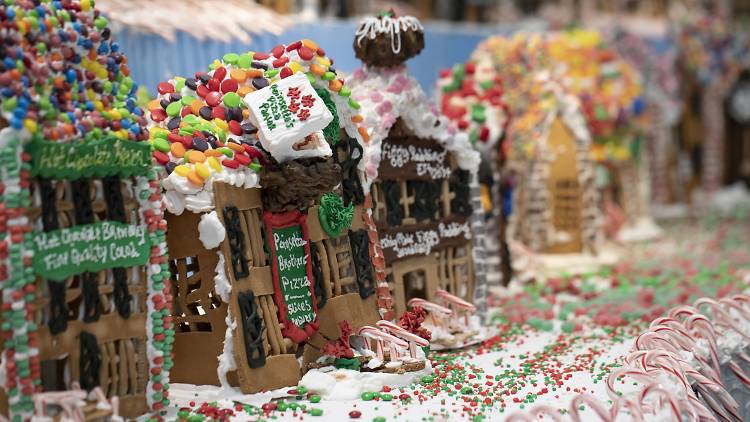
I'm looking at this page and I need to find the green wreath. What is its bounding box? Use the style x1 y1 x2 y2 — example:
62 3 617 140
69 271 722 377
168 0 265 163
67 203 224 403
318 192 354 237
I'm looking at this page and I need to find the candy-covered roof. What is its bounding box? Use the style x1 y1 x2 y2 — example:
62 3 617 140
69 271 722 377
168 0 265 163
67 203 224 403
435 58 511 155
346 65 480 192
96 0 288 43
473 30 645 163
669 1 749 87
146 40 370 214
0 0 148 144
506 72 591 162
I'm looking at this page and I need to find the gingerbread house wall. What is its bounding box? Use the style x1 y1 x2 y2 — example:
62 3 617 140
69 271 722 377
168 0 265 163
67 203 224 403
166 182 379 393
509 116 599 254
27 176 153 418
370 120 479 316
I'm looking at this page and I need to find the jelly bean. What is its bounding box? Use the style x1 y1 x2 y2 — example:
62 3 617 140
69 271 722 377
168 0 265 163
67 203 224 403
223 92 241 108
166 101 182 117
157 82 174 95
186 150 206 163
170 142 186 158
298 46 314 61
195 163 210 180
186 170 204 186
205 91 221 107
207 157 222 172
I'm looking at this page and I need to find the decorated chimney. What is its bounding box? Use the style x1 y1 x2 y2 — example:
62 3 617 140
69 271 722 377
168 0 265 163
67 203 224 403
347 12 490 335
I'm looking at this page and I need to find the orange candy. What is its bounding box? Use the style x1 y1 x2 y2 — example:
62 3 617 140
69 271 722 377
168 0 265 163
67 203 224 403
187 170 204 186
204 149 222 158
309 64 326 76
328 79 342 92
226 142 244 152
147 99 162 112
170 142 186 158
230 68 247 82
358 126 369 143
245 69 264 78
238 86 254 97
189 99 203 115
351 115 363 123
186 150 206 163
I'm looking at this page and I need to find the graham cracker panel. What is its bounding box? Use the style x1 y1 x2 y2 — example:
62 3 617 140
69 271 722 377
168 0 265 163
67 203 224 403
171 331 226 386
546 117 584 254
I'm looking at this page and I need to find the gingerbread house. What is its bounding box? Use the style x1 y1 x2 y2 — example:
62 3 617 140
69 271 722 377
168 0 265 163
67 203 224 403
346 13 487 320
435 58 513 285
0 1 171 419
506 72 600 254
147 41 384 393
725 68 750 186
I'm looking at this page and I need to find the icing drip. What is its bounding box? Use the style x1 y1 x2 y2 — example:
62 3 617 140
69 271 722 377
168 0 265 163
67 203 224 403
355 16 424 54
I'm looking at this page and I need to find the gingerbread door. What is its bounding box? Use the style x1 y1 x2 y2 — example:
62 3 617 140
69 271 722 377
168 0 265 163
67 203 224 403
546 117 584 254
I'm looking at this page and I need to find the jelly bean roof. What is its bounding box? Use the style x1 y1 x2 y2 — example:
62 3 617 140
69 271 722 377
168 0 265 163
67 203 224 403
435 58 511 155
0 0 148 144
506 72 591 162
96 0 288 43
474 30 645 162
147 39 369 213
346 65 480 192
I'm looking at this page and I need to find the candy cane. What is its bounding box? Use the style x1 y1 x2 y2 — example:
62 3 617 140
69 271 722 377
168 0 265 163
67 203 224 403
408 298 453 328
610 394 644 422
569 394 612 422
436 288 476 326
376 320 429 359
685 314 722 377
505 405 564 422
639 384 682 422
357 325 408 362
728 361 750 389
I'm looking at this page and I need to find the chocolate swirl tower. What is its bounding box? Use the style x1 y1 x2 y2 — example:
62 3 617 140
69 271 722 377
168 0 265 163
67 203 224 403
353 10 425 68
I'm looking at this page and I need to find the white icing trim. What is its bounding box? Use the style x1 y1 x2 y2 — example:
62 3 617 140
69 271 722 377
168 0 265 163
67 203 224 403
346 66 480 193
355 15 423 54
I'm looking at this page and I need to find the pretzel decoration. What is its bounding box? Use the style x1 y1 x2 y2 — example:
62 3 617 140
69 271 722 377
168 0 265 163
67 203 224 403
376 320 429 359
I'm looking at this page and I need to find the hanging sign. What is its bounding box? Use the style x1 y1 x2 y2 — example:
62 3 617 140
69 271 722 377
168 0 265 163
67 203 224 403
32 221 151 281
27 137 152 179
263 210 319 343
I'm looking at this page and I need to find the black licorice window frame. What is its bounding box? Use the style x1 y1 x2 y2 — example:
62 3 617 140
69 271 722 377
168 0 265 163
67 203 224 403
450 169 474 217
409 180 441 221
223 206 250 279
309 242 328 309
381 180 404 227
237 291 266 369
333 137 365 207
79 331 102 391
103 175 132 319
348 230 376 299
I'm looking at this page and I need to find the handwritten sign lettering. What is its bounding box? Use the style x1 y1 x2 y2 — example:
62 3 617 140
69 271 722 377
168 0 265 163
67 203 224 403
379 138 452 180
378 219 472 262
27 137 152 180
32 221 151 281
264 211 319 344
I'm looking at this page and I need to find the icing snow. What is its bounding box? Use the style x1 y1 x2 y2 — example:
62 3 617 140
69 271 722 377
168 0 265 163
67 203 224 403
198 211 227 250
354 15 423 54
616 217 663 243
346 66 480 193
298 363 433 400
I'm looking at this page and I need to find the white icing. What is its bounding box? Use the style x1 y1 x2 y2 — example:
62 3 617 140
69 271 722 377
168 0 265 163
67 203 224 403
346 66 480 193
213 252 231 303
198 211 226 250
355 15 424 54
298 361 432 400
217 309 238 390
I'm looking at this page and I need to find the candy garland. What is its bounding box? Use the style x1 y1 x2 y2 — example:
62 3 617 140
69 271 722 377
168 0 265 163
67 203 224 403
0 128 38 420
0 0 173 417
147 39 370 215
136 173 173 413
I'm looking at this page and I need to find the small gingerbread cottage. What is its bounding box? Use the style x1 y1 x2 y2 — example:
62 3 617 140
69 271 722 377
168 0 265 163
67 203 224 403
346 13 488 320
0 1 171 419
506 72 600 254
725 68 750 186
435 58 513 285
148 41 384 393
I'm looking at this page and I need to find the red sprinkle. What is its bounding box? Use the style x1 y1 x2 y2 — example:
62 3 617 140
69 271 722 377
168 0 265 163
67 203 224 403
348 410 361 419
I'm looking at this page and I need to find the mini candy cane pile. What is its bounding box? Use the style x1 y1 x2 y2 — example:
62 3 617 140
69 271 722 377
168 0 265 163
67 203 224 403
507 293 750 421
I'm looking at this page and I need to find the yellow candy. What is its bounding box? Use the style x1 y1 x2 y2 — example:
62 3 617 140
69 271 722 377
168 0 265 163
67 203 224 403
288 61 302 74
208 157 222 173
315 56 331 67
23 119 37 133
195 162 211 180
150 127 169 139
81 0 91 11
174 165 191 177
212 118 228 131
109 109 122 120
